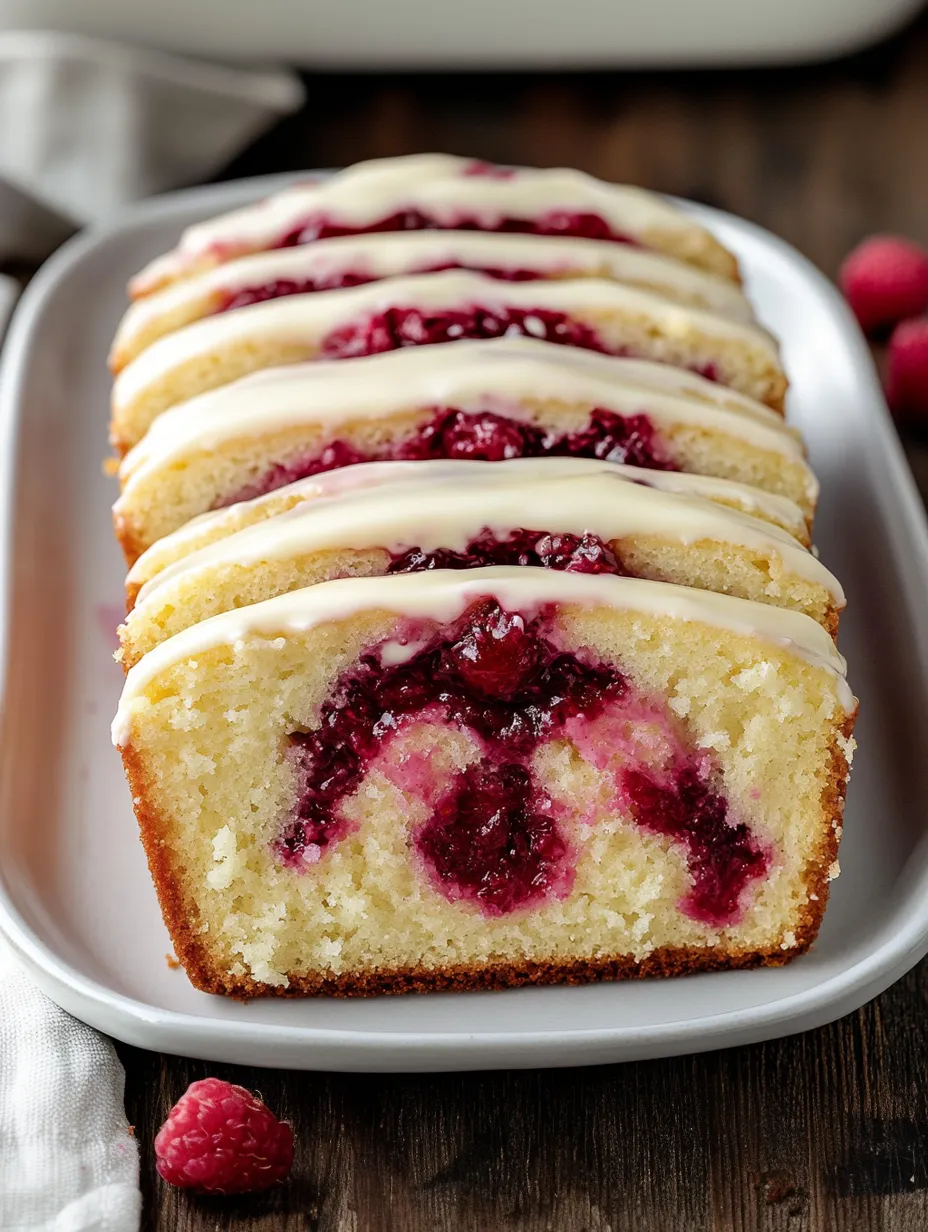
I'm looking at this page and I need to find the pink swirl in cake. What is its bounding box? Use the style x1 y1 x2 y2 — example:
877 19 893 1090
280 598 768 924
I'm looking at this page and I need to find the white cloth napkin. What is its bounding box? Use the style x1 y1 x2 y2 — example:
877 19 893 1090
0 945 141 1231
0 30 304 1230
0 29 305 259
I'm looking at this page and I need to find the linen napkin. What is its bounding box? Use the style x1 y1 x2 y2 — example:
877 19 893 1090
0 944 141 1231
0 29 304 260
0 29 304 1230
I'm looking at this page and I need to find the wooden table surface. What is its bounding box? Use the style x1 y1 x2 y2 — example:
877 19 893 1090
121 14 928 1229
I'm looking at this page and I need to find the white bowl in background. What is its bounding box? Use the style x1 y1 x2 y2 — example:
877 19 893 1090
0 0 923 68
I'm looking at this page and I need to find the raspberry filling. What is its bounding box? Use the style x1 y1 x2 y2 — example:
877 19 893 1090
222 441 371 506
623 767 768 926
320 308 722 385
276 201 637 248
418 762 570 915
388 528 626 576
462 160 518 179
321 306 609 359
218 265 548 312
396 407 670 467
279 599 768 923
219 407 673 507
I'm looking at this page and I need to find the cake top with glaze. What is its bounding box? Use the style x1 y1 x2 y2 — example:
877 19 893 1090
130 463 842 609
131 154 733 295
126 455 811 586
117 337 805 504
113 565 853 747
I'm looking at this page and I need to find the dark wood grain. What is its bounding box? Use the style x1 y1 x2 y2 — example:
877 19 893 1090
122 13 928 1228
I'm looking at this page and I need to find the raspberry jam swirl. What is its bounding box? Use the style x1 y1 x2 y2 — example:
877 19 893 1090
279 599 767 923
218 264 548 311
321 305 610 360
219 407 674 507
276 200 638 249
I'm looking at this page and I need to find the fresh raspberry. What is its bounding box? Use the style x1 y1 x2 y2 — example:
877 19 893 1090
154 1078 294 1194
886 318 928 421
839 236 928 335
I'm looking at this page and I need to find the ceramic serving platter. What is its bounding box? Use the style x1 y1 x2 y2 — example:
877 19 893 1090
1 176 927 1073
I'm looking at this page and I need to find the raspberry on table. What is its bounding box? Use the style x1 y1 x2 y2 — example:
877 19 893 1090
839 235 928 335
154 1077 294 1194
886 317 928 421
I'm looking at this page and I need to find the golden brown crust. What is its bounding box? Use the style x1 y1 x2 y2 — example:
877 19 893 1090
129 251 222 301
122 743 223 990
767 377 787 417
188 940 810 1000
113 511 146 570
120 705 856 1001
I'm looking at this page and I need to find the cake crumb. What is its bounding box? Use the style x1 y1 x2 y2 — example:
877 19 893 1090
837 733 857 763
732 662 775 693
697 729 730 752
165 953 181 970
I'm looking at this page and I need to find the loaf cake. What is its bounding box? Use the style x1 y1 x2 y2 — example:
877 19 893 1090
117 461 842 668
112 568 854 997
109 156 856 1001
111 230 753 372
129 153 739 298
113 338 814 562
124 456 812 604
110 269 786 452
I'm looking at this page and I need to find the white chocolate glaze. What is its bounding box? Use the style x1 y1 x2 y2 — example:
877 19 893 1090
131 154 725 294
130 466 842 610
114 230 754 364
113 565 854 746
125 456 811 587
112 269 780 417
116 338 812 507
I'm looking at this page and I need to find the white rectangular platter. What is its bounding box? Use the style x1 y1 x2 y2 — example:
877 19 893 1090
2 176 928 1073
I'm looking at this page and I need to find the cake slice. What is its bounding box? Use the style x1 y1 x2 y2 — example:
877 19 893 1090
118 462 842 668
110 269 786 451
111 231 754 372
125 456 812 602
113 339 814 561
129 153 739 298
112 567 855 997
